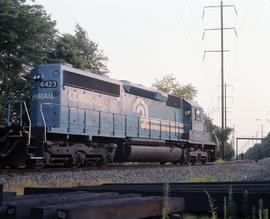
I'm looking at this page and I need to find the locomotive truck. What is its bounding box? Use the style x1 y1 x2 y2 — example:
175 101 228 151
0 63 217 168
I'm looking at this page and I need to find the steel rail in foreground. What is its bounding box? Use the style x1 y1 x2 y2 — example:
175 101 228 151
24 181 270 214
1 181 269 218
0 185 184 219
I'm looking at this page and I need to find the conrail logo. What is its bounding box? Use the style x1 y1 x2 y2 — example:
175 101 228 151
133 99 149 118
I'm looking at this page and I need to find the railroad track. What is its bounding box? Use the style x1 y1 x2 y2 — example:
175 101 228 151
1 181 269 218
0 159 253 175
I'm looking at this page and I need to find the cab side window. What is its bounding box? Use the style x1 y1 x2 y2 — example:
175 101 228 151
184 107 191 117
195 109 201 120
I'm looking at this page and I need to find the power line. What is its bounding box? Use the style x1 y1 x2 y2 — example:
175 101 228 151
170 0 201 59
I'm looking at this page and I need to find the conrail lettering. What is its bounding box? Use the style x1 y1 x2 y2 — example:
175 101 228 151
32 93 54 100
68 92 105 108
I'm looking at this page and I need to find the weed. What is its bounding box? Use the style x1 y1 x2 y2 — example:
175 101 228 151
183 213 212 219
224 196 227 219
204 190 217 219
188 164 195 180
259 199 263 219
252 206 256 219
184 164 216 182
242 190 248 218
264 209 269 219
162 181 170 219
225 169 233 182
227 185 237 219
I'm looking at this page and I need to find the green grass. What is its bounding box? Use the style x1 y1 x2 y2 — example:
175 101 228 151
3 177 112 195
214 159 226 164
183 213 212 219
185 175 216 183
182 164 216 183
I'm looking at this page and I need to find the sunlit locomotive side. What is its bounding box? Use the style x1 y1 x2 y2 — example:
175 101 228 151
0 63 217 167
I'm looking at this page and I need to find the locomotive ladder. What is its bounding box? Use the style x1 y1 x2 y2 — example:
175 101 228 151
7 100 32 145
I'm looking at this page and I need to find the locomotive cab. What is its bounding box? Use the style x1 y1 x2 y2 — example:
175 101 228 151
182 99 212 144
182 100 216 162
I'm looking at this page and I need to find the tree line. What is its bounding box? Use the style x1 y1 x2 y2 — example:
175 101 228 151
0 0 235 160
243 133 270 160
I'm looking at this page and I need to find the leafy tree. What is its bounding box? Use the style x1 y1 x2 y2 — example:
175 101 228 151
74 24 109 74
0 0 57 104
244 133 270 160
50 24 109 75
49 34 84 69
204 115 235 161
152 74 197 100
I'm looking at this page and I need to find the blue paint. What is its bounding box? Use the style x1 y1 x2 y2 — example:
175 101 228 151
30 63 209 144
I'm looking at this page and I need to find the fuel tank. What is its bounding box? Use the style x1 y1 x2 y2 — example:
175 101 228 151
126 145 182 163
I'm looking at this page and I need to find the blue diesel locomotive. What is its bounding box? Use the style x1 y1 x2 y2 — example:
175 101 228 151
0 63 217 168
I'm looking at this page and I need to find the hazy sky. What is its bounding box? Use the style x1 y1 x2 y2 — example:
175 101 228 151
29 0 270 153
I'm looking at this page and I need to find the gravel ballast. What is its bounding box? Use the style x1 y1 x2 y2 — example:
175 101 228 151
0 158 270 191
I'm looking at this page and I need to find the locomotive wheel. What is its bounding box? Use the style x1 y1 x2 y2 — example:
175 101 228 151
32 159 45 169
65 157 78 168
74 151 86 168
96 158 108 167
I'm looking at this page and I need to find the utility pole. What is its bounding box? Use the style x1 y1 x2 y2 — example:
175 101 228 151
256 119 264 139
232 124 235 158
202 1 237 160
224 83 233 128
220 1 225 160
225 83 227 128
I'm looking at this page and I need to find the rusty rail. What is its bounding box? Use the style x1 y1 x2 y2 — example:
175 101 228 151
1 181 270 218
0 185 184 219
24 181 270 214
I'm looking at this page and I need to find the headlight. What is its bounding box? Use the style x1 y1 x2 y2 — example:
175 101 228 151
33 74 42 81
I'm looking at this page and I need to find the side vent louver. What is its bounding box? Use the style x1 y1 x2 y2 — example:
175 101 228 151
64 71 120 96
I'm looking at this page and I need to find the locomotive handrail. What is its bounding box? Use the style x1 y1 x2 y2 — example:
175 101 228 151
40 103 184 140
23 101 32 145
40 103 48 143
40 103 184 127
7 101 32 145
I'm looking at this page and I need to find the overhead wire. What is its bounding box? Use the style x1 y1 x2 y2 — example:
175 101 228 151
170 0 202 60
170 0 222 123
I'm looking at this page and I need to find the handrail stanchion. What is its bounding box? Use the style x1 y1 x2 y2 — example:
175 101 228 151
23 101 31 145
83 110 86 133
19 102 23 126
149 118 151 138
67 107 70 133
7 102 11 126
98 111 101 135
169 122 171 140
125 115 127 136
40 103 47 143
137 117 140 137
112 113 115 136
